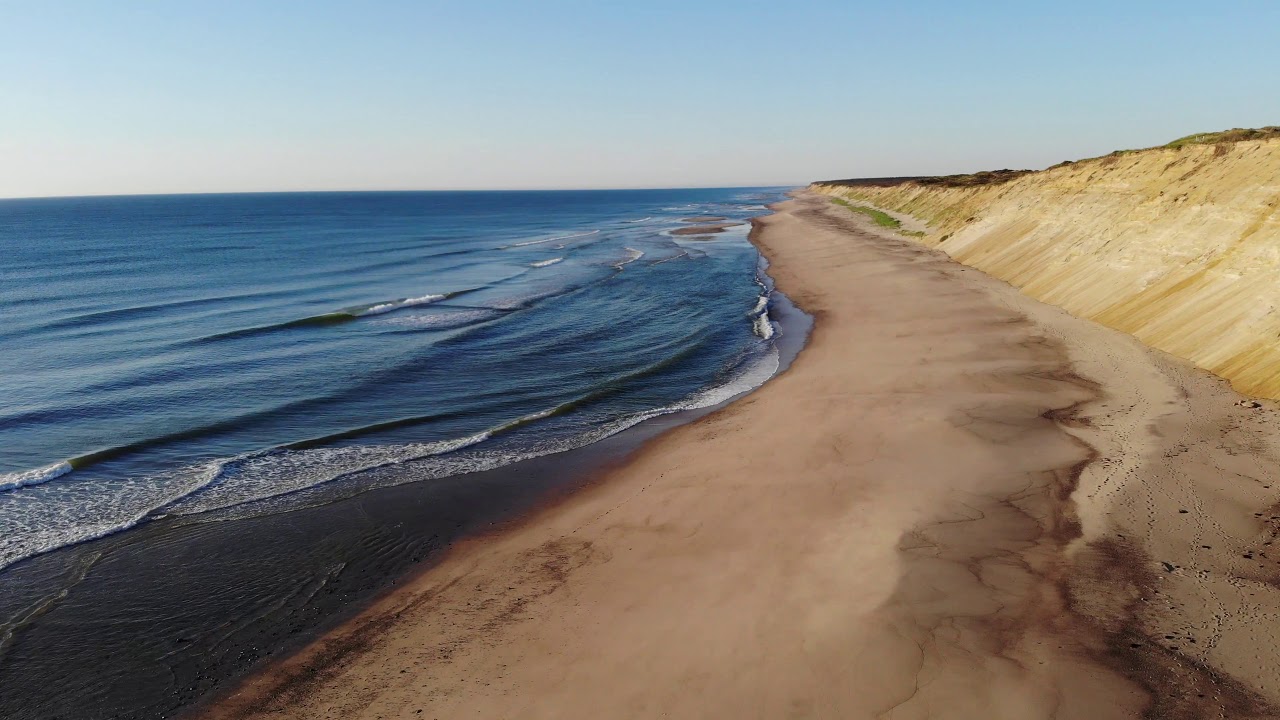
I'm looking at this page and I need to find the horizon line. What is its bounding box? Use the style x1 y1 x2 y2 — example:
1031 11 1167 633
0 183 807 203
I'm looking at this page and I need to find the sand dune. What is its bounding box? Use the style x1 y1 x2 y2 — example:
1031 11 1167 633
198 193 1280 719
813 135 1280 399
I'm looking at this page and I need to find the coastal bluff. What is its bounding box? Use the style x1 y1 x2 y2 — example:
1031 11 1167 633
812 130 1280 398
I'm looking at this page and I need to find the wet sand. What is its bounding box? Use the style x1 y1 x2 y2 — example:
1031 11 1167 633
200 192 1280 719
670 222 743 236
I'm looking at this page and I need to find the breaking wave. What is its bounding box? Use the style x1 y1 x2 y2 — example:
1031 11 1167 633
355 294 446 316
191 288 482 343
504 229 599 248
750 270 775 339
0 339 783 571
0 462 73 493
612 247 645 270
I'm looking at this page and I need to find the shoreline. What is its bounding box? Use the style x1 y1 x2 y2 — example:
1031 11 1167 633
198 192 1280 719
0 206 808 720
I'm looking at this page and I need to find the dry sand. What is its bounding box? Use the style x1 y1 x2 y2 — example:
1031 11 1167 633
199 192 1280 719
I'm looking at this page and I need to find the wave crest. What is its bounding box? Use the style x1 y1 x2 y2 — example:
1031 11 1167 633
612 247 645 270
355 294 446 317
0 341 784 571
750 293 774 339
0 461 73 493
505 229 599 248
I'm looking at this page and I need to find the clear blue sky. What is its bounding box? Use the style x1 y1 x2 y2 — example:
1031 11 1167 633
2 0 1278 197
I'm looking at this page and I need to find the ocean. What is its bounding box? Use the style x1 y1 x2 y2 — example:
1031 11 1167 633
0 188 804 718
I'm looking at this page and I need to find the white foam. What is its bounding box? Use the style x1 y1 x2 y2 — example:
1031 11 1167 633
651 251 689 266
0 461 73 493
171 347 782 525
163 400 596 522
357 294 446 317
0 343 786 570
163 431 493 517
623 217 652 223
750 293 775 339
612 247 645 270
507 229 599 248
369 308 501 330
583 349 781 440
753 313 775 340
0 461 222 571
678 347 780 411
530 258 564 268
0 427 512 571
576 348 782 446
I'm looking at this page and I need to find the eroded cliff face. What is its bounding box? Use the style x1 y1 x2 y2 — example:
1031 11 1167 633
813 138 1280 398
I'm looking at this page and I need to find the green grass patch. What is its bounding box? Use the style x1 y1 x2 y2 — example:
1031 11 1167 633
1164 127 1280 149
818 126 1280 191
831 198 901 229
913 169 1032 187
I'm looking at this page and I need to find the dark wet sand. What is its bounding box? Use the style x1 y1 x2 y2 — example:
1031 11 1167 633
670 222 742 236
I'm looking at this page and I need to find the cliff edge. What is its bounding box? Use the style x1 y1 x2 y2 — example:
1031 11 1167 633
813 129 1280 398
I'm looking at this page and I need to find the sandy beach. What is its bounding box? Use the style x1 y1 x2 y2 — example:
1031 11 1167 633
198 192 1280 719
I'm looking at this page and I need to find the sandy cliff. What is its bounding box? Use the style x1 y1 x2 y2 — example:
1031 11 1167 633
813 135 1280 398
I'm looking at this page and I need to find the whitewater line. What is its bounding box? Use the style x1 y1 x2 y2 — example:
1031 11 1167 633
505 229 600 248
612 247 645 270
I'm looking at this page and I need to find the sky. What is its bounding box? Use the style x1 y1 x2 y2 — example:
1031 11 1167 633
1 0 1278 198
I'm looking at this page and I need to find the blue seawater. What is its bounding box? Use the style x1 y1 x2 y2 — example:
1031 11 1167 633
0 189 789 570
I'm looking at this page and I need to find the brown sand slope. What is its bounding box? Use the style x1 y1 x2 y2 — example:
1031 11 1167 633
199 193 1280 720
812 134 1280 399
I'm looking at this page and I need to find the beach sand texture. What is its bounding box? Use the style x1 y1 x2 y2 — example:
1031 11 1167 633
200 193 1280 719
